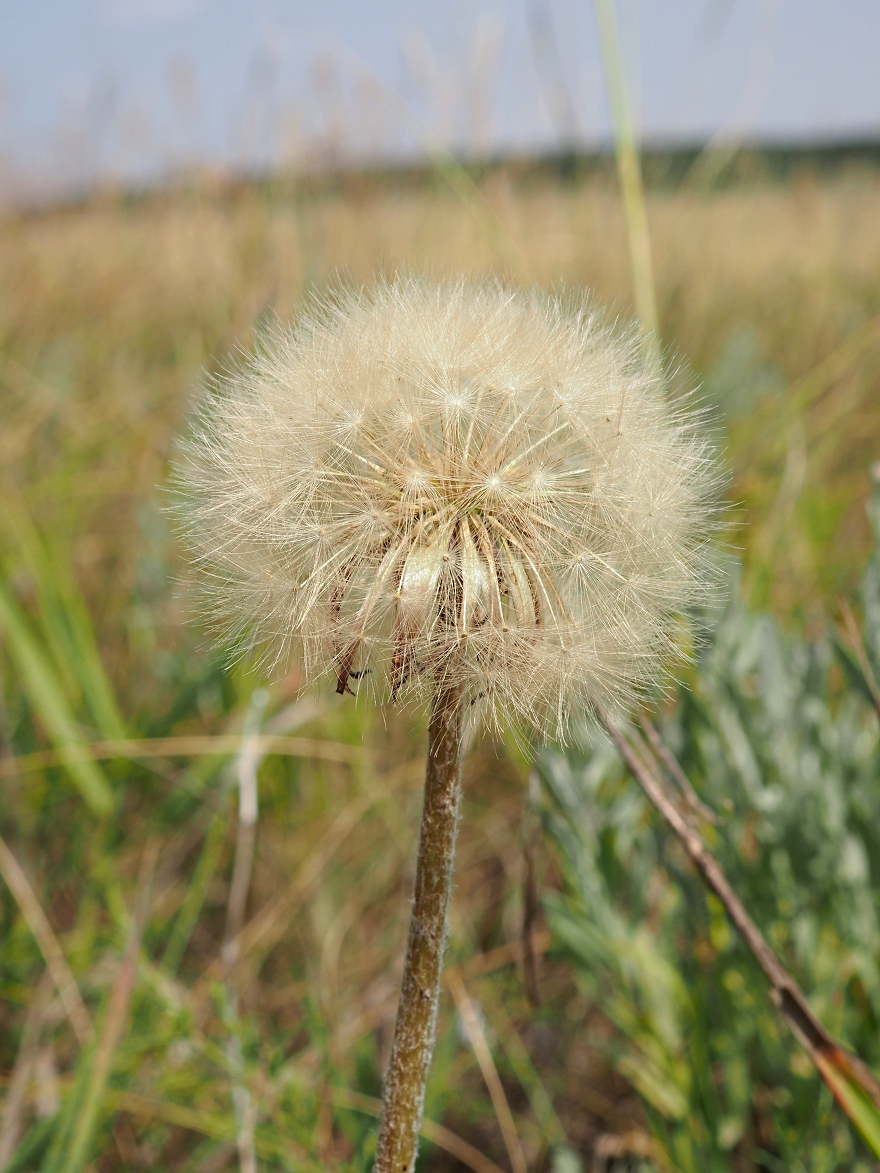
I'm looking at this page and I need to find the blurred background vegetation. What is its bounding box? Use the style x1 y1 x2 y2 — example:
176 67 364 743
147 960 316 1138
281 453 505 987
2 138 880 1173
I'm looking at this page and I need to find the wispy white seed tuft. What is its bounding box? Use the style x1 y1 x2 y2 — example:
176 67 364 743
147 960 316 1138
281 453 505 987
173 276 722 735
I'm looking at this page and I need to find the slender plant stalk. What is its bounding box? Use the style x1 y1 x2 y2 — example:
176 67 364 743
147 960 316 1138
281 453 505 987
0 834 93 1047
446 968 528 1173
593 0 658 339
220 689 268 1173
56 839 159 1173
374 683 465 1173
0 970 54 1168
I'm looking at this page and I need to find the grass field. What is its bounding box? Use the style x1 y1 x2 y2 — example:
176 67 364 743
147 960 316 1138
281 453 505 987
1 155 880 1172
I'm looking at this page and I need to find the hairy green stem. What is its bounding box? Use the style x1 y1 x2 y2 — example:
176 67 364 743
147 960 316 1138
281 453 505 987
374 683 464 1173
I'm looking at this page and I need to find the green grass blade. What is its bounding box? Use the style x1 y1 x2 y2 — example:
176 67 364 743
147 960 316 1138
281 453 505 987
45 563 126 742
0 579 113 816
162 808 228 972
4 1114 57 1173
593 0 658 339
39 1062 90 1173
813 1047 880 1159
5 512 126 740
48 845 157 1173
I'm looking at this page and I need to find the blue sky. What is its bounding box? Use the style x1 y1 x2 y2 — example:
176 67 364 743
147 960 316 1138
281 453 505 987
2 1 879 195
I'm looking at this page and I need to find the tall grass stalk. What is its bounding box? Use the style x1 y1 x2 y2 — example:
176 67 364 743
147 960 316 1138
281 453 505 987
52 841 158 1173
220 689 269 1173
593 0 658 338
0 971 53 1168
446 968 528 1173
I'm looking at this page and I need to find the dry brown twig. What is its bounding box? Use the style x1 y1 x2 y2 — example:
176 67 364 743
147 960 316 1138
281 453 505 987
838 597 880 721
638 714 720 824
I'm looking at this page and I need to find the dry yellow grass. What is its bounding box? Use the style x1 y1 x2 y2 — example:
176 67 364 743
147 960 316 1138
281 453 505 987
3 163 879 654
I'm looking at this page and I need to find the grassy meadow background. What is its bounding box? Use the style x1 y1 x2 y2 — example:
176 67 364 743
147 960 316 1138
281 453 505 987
2 149 880 1171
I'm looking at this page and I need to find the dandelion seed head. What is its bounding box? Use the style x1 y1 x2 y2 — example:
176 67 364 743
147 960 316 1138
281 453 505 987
174 276 722 736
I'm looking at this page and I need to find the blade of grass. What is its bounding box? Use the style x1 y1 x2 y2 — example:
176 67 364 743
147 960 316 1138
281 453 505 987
446 967 528 1173
0 836 93 1047
0 733 362 779
50 840 160 1173
522 769 544 1006
219 689 268 1173
812 1049 880 1155
209 757 421 983
836 598 880 721
222 696 265 965
0 580 113 815
593 0 658 338
3 1117 56 1173
742 313 880 465
104 1093 237 1145
455 931 554 983
478 990 569 1152
162 693 328 973
162 810 229 973
105 1092 311 1168
4 511 126 740
0 971 54 1171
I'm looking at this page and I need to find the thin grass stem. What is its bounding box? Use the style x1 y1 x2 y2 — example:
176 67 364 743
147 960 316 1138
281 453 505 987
0 970 54 1170
220 689 269 1173
593 0 658 340
446 968 528 1173
56 840 159 1173
0 835 93 1047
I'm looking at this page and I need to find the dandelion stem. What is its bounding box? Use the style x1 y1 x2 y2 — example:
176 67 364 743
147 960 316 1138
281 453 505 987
374 682 464 1173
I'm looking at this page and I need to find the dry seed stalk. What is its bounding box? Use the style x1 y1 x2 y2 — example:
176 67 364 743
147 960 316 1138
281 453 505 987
374 683 464 1172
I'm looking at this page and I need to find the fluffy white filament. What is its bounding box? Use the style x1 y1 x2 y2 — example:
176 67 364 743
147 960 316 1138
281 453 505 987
175 276 720 734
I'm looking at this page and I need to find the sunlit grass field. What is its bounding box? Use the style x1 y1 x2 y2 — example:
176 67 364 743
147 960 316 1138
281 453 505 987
2 155 880 1172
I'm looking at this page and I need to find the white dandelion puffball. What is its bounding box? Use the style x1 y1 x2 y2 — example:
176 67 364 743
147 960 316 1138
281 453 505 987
175 277 720 733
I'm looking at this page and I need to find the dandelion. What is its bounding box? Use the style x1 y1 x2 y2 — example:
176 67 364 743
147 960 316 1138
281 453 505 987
173 275 720 1172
